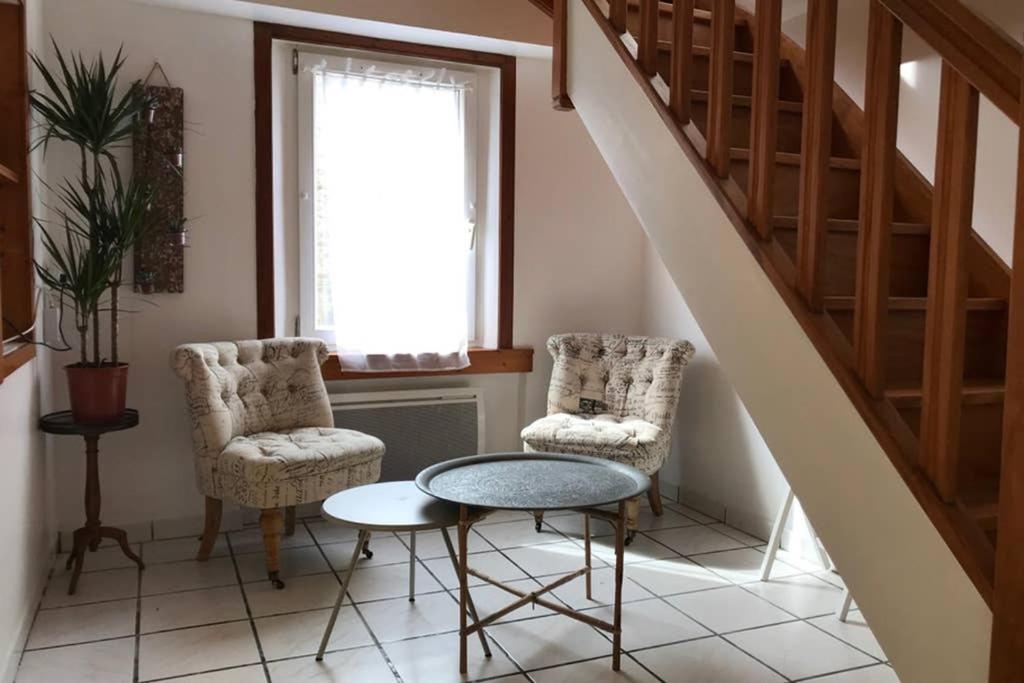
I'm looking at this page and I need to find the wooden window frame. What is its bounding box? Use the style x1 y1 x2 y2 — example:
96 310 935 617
0 0 36 382
253 22 531 380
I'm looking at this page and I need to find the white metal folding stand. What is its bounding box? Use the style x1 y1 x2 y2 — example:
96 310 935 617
760 486 852 621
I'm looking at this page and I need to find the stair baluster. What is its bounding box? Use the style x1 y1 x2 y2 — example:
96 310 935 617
609 0 627 33
853 0 903 398
638 0 659 75
747 0 783 239
706 0 736 177
552 0 573 109
991 60 1024 683
920 62 979 503
669 0 694 123
795 0 838 310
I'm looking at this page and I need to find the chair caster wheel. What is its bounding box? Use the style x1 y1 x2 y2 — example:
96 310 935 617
625 531 637 546
361 540 373 560
269 572 285 590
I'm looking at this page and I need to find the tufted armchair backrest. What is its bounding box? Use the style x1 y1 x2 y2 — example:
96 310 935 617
546 333 695 429
171 338 334 458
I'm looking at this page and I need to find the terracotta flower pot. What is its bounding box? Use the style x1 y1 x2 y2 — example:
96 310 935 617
65 363 129 424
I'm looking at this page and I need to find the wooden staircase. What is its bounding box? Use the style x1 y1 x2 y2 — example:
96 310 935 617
547 0 1024 678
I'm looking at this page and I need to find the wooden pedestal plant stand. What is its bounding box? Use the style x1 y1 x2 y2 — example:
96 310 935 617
40 410 145 594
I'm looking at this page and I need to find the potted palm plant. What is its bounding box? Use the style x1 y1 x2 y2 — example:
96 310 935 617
32 44 156 423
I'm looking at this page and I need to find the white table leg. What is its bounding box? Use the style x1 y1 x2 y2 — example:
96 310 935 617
409 530 416 602
760 489 795 581
317 528 369 661
836 587 853 622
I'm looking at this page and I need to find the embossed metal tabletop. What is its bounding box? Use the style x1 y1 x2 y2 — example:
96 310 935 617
416 452 650 511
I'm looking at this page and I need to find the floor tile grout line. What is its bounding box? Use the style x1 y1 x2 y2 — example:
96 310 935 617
715 631 796 682
390 528 534 679
302 520 404 682
14 571 48 669
564 505 835 682
132 542 143 683
791 661 894 682
23 503 880 683
224 530 274 683
474 509 672 673
139 660 264 683
799 611 888 664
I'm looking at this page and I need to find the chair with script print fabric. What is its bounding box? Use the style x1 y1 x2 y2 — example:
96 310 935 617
521 333 694 542
172 337 384 588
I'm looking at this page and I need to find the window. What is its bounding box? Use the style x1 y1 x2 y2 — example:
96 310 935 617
254 24 532 378
297 52 478 371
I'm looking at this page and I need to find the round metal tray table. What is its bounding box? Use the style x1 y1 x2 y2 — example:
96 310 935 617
417 452 650 674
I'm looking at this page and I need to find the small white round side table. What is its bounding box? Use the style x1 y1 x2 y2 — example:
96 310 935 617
315 481 491 661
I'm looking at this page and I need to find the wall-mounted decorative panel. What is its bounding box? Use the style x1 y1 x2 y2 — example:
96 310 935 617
133 84 185 293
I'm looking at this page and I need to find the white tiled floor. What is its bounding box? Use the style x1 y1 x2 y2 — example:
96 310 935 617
17 499 897 682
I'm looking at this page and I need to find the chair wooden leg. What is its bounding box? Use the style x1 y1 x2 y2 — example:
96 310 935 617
625 497 641 545
533 510 545 532
284 505 296 536
648 472 664 516
196 497 222 561
260 508 285 589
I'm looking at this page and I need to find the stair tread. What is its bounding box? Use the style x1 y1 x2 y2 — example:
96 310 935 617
823 296 1007 312
679 44 755 63
886 381 1006 407
772 216 929 234
730 148 860 169
958 480 1001 531
690 89 802 112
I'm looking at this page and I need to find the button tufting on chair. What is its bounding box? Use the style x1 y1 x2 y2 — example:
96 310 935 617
172 337 385 590
523 333 695 541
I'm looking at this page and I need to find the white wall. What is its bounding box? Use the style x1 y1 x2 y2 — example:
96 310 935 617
641 241 795 540
0 1 56 679
40 0 649 537
0 363 51 683
42 0 259 538
783 0 1023 263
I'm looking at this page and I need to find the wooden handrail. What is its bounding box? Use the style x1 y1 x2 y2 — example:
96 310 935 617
795 0 838 311
747 0 782 240
853 0 903 399
876 0 1022 120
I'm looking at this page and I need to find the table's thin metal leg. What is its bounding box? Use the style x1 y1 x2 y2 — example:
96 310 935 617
316 528 368 661
458 505 470 674
584 513 592 600
441 526 492 658
409 530 416 602
612 501 625 671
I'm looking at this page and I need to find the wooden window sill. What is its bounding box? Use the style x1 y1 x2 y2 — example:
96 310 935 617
1 341 35 382
321 347 533 381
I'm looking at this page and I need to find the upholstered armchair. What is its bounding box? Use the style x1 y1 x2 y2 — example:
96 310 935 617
521 333 694 541
172 338 385 588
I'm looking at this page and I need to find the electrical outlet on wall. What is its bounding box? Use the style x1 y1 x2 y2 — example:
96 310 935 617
42 294 70 351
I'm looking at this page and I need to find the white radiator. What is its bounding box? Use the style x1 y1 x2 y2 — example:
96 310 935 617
329 388 484 482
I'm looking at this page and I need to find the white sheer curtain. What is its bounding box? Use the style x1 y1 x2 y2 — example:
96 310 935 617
313 63 473 371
